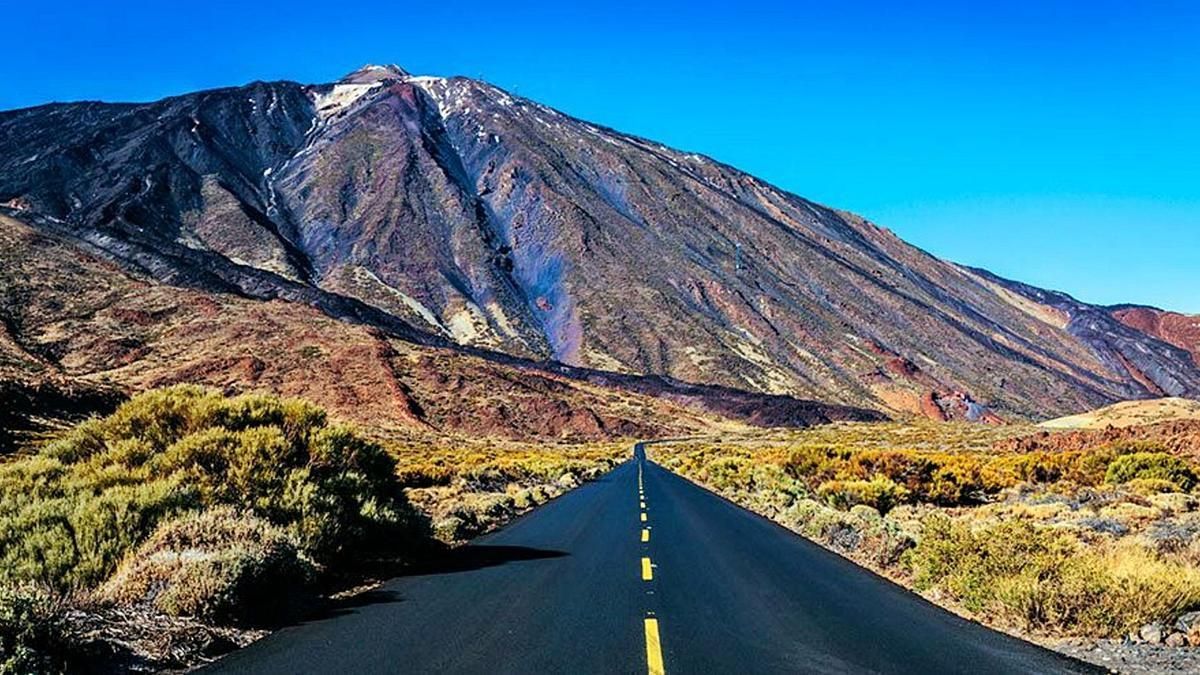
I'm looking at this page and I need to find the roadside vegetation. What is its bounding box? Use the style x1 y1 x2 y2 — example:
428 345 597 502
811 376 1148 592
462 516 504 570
391 439 625 543
0 385 627 672
652 421 1200 644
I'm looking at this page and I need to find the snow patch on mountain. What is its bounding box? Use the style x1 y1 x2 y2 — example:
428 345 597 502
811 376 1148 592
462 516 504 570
311 83 381 120
405 77 463 119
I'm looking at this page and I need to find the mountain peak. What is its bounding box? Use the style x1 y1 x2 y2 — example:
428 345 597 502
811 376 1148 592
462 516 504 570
339 64 409 84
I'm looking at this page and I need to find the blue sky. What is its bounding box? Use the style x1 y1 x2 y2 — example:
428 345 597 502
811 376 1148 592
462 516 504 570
5 1 1198 311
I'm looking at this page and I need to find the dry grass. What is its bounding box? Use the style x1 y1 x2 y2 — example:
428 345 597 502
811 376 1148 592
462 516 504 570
908 517 1200 636
97 507 312 624
1040 398 1200 430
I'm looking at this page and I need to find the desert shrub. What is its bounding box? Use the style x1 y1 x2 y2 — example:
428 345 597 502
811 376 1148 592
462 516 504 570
907 516 1081 616
395 464 454 488
767 438 1200 507
432 514 472 543
795 504 862 550
781 498 826 531
98 507 312 624
907 515 1200 635
429 492 523 544
1100 440 1169 456
0 385 421 604
920 457 987 505
782 446 850 483
1124 478 1182 496
702 456 754 492
984 452 1079 487
396 446 619 494
1105 452 1197 492
778 497 913 564
658 430 1200 638
0 583 71 675
817 476 910 513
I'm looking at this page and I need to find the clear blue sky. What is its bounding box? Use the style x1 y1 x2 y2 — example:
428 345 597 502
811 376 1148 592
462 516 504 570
5 1 1198 311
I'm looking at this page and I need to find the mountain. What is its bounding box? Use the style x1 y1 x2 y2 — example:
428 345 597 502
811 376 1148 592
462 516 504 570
2 64 1197 422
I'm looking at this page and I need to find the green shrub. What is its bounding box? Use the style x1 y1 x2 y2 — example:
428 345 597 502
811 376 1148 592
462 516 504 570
0 475 196 591
817 476 910 513
1105 452 1196 492
0 385 423 606
0 584 71 675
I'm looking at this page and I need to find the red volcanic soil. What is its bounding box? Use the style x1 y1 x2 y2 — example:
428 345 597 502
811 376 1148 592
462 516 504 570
1113 307 1200 367
919 391 949 422
995 420 1200 458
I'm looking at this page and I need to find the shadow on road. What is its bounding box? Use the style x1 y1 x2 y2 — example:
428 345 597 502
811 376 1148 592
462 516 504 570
300 542 566 624
286 545 568 627
404 544 569 577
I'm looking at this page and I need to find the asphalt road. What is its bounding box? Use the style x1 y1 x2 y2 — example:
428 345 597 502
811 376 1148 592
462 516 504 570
208 443 1101 674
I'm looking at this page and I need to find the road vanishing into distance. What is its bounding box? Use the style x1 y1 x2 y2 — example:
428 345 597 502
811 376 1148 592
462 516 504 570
209 443 1101 675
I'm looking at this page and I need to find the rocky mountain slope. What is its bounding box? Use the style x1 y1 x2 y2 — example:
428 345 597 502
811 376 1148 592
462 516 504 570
2 64 1197 421
1110 306 1200 368
0 214 876 445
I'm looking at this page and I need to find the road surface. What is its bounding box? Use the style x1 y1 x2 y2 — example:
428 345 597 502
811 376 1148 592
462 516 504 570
208 443 1100 674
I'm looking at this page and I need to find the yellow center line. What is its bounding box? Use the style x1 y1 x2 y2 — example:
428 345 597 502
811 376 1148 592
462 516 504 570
644 617 665 675
638 453 663 672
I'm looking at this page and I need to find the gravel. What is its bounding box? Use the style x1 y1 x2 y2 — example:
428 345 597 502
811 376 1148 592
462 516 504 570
1048 638 1200 674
